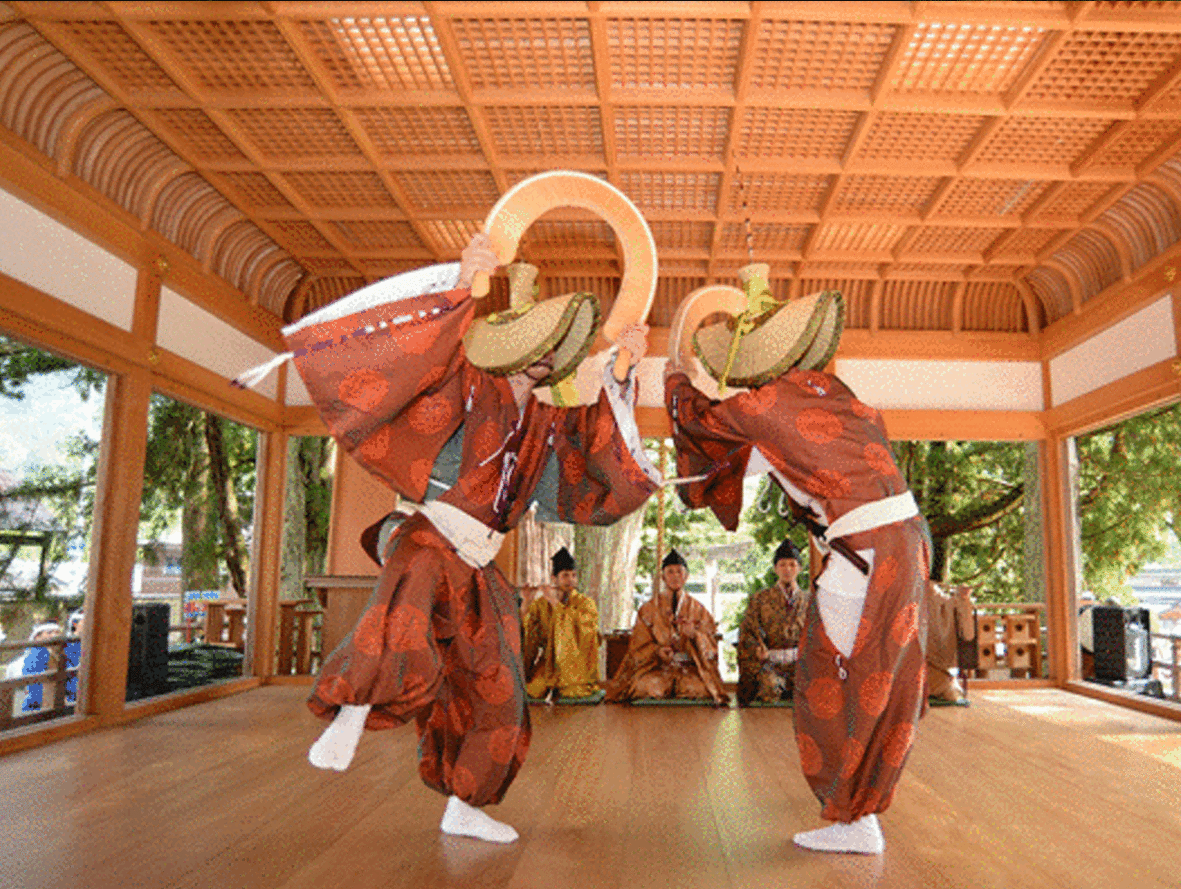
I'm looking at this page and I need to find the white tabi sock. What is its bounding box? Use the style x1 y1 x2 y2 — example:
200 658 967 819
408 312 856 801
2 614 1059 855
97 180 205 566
308 704 371 771
440 795 519 844
793 814 885 855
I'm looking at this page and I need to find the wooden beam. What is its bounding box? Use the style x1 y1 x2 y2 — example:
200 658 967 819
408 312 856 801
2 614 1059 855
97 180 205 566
879 409 1045 442
1043 357 1181 436
1042 436 1080 684
82 368 151 717
246 430 288 678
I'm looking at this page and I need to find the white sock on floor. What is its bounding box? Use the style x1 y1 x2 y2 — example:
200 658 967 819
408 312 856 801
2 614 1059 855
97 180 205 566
793 814 884 854
308 704 371 771
440 795 519 844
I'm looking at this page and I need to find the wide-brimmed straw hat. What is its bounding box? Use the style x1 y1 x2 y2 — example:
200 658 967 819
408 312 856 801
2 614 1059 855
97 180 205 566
464 263 600 385
463 170 657 394
679 264 844 389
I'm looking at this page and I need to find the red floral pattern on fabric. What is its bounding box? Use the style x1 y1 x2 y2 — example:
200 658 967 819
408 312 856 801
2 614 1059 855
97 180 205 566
448 696 473 734
883 722 915 768
796 408 844 445
501 614 521 655
408 391 454 434
849 398 877 420
386 604 430 651
419 363 447 391
562 450 587 485
871 556 899 594
321 674 353 704
840 737 865 780
399 324 440 357
890 603 919 647
352 606 386 657
864 442 897 476
450 765 478 800
471 420 503 464
853 614 874 657
338 369 389 412
488 726 520 764
739 384 778 415
408 458 433 492
459 609 487 649
475 664 514 706
573 492 598 524
357 425 393 462
805 677 844 720
797 731 824 776
858 671 893 717
804 468 852 500
459 466 497 505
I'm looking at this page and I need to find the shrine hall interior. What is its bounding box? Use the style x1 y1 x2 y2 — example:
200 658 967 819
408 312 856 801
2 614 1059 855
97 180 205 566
0 3 1180 888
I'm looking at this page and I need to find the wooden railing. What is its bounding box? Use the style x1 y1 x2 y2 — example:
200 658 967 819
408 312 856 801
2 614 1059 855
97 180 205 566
971 602 1047 679
275 598 322 676
1150 632 1181 702
0 636 78 731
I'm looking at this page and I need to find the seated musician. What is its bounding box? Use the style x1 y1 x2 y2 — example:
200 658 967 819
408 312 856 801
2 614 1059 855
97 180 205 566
737 538 809 706
521 547 601 701
926 581 975 704
604 549 728 705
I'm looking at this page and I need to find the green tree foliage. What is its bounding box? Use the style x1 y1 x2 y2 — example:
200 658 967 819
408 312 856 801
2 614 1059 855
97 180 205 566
1075 402 1181 600
742 441 1029 603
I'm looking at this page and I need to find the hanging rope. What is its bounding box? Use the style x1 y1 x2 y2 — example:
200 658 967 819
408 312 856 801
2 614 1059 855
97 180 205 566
737 166 755 265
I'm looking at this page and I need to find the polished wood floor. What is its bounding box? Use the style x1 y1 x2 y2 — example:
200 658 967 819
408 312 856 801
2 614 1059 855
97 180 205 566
1 686 1178 889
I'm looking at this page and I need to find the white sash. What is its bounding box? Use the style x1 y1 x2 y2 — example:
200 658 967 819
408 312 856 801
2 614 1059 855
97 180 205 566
824 491 919 542
418 501 505 569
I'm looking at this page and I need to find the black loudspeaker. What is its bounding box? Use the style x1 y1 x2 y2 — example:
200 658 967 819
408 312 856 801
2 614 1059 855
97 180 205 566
127 603 170 700
1092 606 1152 681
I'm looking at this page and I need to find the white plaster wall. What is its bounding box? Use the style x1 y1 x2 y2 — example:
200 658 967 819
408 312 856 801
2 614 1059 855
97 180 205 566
286 368 312 406
0 187 137 331
834 359 1044 411
1049 295 1177 407
157 287 279 400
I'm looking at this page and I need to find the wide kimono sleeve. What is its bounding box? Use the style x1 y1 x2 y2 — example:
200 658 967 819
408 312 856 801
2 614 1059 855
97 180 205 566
546 357 662 526
282 263 482 502
664 371 753 531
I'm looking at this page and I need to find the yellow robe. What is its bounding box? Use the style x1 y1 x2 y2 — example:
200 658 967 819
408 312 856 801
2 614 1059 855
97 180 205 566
522 589 600 699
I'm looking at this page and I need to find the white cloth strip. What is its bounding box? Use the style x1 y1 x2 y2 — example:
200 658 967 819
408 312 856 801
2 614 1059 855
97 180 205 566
283 262 461 335
231 350 293 391
672 653 694 665
825 491 919 541
766 648 799 666
601 348 663 486
661 472 710 487
816 547 874 659
747 446 830 526
418 500 505 569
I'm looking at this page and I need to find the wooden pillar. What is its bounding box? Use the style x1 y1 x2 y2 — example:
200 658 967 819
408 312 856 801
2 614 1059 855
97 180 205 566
653 438 667 595
81 367 151 717
1042 434 1081 685
246 428 287 677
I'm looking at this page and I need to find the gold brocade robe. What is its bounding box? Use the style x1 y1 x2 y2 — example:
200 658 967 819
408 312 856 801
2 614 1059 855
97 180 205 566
604 592 728 704
522 590 600 699
737 583 809 706
926 583 974 702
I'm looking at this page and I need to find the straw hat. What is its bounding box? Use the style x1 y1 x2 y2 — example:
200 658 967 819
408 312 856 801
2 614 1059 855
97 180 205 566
463 170 657 392
673 264 844 390
464 262 600 385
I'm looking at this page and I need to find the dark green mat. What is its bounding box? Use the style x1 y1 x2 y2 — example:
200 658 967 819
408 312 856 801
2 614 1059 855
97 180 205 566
746 699 794 708
628 697 729 707
928 697 970 708
528 690 605 706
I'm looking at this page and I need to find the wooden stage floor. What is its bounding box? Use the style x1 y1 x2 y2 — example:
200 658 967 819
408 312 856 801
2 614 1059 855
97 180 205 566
1 686 1178 889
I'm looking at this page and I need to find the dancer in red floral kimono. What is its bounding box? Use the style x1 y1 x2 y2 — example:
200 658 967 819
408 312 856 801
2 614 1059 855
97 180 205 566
252 234 659 843
664 265 930 855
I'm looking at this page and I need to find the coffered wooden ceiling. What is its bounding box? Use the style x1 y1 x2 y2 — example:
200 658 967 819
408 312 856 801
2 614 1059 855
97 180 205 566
4 1 1181 342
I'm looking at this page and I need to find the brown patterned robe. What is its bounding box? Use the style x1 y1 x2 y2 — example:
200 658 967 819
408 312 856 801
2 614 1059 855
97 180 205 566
290 277 658 806
666 368 930 822
604 591 728 704
737 583 809 706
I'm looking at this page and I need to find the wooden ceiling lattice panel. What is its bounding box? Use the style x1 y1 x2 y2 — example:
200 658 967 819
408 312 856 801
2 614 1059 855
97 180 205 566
485 105 603 159
354 106 482 158
297 17 455 92
890 23 1047 95
736 108 860 161
608 17 744 92
801 278 876 329
3 2 1181 339
450 18 595 91
750 20 898 93
141 19 319 95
